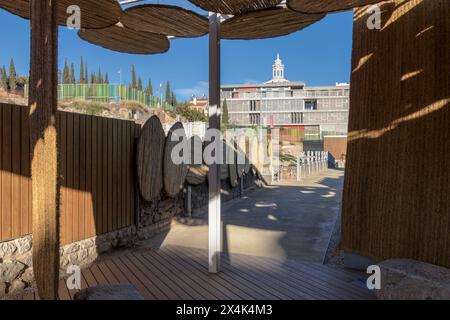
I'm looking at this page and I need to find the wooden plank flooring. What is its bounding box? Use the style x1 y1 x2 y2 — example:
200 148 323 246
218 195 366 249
20 245 375 300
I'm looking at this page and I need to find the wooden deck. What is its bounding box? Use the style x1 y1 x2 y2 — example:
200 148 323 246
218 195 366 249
19 245 374 300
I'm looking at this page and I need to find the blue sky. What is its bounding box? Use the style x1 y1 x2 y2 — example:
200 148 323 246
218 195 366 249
0 0 353 101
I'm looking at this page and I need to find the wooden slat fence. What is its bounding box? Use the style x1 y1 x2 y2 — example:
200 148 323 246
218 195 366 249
0 103 140 245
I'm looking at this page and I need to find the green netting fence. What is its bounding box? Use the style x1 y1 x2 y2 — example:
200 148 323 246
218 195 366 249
25 84 174 111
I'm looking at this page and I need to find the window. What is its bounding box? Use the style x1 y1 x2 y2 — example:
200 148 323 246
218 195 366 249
304 100 317 110
250 114 260 125
291 112 302 124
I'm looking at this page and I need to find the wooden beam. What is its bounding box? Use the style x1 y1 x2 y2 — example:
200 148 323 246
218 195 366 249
208 12 221 274
29 0 59 300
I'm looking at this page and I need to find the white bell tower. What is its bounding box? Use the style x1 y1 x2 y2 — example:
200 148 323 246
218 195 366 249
272 53 285 82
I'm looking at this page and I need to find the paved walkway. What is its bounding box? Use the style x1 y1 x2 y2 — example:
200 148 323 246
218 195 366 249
147 169 345 263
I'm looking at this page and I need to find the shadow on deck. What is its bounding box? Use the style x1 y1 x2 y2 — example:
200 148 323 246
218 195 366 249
18 245 374 300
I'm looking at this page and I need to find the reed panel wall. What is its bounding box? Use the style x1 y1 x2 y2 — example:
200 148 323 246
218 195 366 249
342 0 450 267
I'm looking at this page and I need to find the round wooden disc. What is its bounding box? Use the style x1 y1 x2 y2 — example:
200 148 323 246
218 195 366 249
220 141 230 180
244 136 252 174
78 24 170 55
137 116 165 201
189 0 281 15
287 0 381 14
164 122 189 197
186 136 208 185
221 7 325 40
0 0 121 29
122 4 208 38
249 136 259 170
235 137 247 177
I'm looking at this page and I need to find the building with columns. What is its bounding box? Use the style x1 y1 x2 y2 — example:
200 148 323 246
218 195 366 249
221 54 350 141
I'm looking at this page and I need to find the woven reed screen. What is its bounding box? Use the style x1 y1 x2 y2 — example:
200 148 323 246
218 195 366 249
342 0 450 268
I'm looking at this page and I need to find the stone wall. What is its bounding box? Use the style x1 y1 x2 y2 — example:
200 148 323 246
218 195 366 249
1 170 262 299
190 172 261 212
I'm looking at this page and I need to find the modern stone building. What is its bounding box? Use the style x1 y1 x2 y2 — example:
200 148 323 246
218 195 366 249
221 54 350 140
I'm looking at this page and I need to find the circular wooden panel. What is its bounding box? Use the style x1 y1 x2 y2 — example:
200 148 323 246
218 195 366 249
220 140 230 180
164 122 189 197
0 0 121 29
221 7 325 40
287 0 381 14
137 116 165 201
189 0 281 15
186 136 208 185
122 4 208 38
235 136 248 177
78 24 170 55
244 136 252 174
249 136 259 170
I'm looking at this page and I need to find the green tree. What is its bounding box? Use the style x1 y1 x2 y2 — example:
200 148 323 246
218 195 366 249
131 64 136 89
63 59 70 84
0 65 7 91
85 64 88 84
70 63 76 84
90 72 96 85
104 72 109 84
137 76 143 91
79 57 85 84
9 58 17 91
171 92 177 106
97 67 103 84
147 79 153 96
165 81 171 104
222 98 230 127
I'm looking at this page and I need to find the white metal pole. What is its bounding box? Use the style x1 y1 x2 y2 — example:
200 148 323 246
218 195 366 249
208 12 222 274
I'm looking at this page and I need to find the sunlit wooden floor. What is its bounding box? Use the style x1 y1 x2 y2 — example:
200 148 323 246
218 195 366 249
19 245 374 300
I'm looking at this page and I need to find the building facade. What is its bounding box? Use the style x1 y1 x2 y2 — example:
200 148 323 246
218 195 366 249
221 55 350 140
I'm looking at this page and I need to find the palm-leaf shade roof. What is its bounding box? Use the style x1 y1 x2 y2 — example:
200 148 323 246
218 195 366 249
287 0 382 14
121 4 208 38
0 0 121 29
78 23 170 55
221 7 326 40
188 0 282 15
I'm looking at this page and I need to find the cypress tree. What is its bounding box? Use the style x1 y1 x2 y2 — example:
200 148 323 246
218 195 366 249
0 65 7 91
97 67 103 84
147 79 153 96
165 81 171 104
171 92 177 106
131 64 136 89
63 59 70 84
79 57 84 84
222 98 229 127
137 76 143 91
104 72 109 84
70 63 76 84
9 58 17 91
85 64 88 84
90 72 96 85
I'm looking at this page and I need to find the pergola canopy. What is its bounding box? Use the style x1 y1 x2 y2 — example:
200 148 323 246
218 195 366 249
78 23 170 55
221 7 325 40
287 0 382 14
188 0 282 15
121 4 208 38
0 0 121 29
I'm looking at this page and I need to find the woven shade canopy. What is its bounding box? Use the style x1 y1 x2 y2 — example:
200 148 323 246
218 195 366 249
0 0 121 29
287 0 382 14
221 8 325 40
189 0 282 15
122 4 208 38
78 23 170 55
